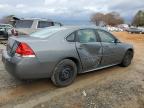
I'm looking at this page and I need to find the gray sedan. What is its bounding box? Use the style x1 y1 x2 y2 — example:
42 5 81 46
127 27 143 34
2 26 134 87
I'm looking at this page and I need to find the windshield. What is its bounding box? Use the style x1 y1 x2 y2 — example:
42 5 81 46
0 25 12 28
30 27 66 38
15 20 33 28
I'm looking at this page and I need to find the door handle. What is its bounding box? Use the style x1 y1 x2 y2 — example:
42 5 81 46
78 45 83 49
78 46 83 49
105 46 109 48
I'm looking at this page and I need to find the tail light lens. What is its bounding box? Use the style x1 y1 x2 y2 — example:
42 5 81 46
15 42 35 57
11 29 18 36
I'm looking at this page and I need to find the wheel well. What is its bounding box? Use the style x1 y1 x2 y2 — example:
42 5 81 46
64 57 81 73
127 48 134 57
127 48 133 53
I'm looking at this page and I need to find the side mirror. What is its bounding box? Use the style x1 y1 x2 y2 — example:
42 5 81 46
114 39 120 43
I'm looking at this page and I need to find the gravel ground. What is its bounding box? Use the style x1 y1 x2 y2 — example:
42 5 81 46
0 32 144 108
34 80 144 108
0 44 22 90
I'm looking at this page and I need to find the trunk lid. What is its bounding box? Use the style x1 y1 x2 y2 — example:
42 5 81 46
14 28 39 35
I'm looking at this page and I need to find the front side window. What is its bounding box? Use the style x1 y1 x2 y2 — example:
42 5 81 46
77 29 97 43
97 30 115 43
15 20 33 28
38 21 53 28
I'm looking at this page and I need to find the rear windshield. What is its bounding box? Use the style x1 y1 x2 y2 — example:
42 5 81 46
37 21 53 28
30 27 66 38
15 20 33 28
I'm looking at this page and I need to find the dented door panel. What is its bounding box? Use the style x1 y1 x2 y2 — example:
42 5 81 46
76 42 102 71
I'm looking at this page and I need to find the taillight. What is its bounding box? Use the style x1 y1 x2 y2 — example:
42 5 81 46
11 29 18 36
15 42 35 57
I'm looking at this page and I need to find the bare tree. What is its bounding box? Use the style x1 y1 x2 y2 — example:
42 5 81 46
90 13 104 26
104 12 124 26
90 12 124 26
0 15 15 24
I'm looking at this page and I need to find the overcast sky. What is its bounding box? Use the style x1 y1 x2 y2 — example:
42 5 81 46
0 0 144 25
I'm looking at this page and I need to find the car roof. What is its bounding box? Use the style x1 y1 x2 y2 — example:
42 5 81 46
49 26 105 31
16 18 53 22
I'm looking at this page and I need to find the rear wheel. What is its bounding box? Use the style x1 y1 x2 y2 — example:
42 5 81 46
51 59 77 87
120 50 133 67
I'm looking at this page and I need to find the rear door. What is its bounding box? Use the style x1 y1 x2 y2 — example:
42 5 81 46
96 29 123 67
75 29 102 72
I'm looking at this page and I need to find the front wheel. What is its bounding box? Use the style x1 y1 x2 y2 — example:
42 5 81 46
128 32 132 34
120 50 133 67
51 59 77 87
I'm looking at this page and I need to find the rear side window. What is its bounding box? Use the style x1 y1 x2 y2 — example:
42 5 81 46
15 20 33 28
38 21 53 28
66 33 75 42
77 29 97 43
53 22 62 26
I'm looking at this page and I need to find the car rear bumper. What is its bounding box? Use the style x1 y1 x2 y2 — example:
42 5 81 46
2 50 51 79
2 50 18 77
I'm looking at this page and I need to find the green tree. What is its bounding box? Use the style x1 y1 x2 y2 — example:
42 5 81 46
132 10 144 26
90 13 104 26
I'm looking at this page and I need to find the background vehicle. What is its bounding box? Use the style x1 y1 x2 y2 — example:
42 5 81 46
2 26 134 87
107 26 123 32
0 24 13 39
8 18 62 36
138 27 144 33
127 27 143 34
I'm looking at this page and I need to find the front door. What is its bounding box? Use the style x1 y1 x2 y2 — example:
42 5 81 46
75 29 102 72
96 29 124 67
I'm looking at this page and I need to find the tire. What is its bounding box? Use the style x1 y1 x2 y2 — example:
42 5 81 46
51 59 77 87
3 31 8 39
128 32 132 34
120 50 133 67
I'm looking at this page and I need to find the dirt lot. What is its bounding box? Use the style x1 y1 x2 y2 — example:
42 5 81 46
0 32 144 108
